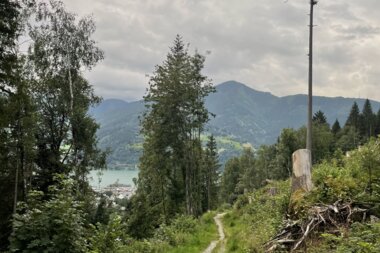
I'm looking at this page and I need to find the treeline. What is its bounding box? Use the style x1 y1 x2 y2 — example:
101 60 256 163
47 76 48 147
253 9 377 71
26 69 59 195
221 100 380 203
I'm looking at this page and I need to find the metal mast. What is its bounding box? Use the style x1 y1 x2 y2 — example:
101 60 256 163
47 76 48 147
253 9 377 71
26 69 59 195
306 0 317 154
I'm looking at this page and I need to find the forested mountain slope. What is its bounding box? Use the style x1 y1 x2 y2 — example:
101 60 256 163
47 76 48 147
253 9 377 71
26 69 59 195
91 81 380 166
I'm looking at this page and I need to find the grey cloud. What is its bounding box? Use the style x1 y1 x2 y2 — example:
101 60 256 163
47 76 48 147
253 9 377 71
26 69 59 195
62 0 380 102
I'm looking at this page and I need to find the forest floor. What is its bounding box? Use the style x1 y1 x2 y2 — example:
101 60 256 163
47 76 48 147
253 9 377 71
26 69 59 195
203 213 227 253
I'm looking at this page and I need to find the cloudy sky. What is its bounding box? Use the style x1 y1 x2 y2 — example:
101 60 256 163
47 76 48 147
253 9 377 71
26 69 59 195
62 0 380 102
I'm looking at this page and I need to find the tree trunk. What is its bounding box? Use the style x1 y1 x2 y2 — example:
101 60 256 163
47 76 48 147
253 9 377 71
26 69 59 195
13 159 19 214
291 149 313 194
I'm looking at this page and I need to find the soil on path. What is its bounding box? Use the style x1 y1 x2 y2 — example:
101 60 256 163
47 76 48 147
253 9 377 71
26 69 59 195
203 213 226 253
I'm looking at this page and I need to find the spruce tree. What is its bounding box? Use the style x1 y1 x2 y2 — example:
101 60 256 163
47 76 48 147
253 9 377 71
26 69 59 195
376 109 380 136
312 110 328 126
331 119 341 135
345 102 360 129
203 135 220 211
236 147 256 193
132 36 214 236
360 99 376 139
220 157 241 203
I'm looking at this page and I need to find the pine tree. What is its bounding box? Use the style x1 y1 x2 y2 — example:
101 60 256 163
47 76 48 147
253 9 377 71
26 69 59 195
376 109 380 136
345 102 360 129
220 157 241 204
203 135 220 211
360 99 376 140
236 147 256 193
312 110 328 126
331 119 341 135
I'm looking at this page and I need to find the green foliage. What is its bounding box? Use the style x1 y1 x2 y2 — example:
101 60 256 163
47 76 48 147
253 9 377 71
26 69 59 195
202 135 221 211
29 0 105 193
236 147 258 193
162 212 217 253
9 177 88 253
221 157 241 203
302 136 380 211
345 102 361 129
116 212 217 253
360 99 376 140
154 215 198 246
313 110 328 126
312 222 380 253
89 214 129 253
223 180 291 252
134 35 216 236
275 128 301 176
310 162 364 203
332 119 341 135
0 1 105 250
335 126 360 152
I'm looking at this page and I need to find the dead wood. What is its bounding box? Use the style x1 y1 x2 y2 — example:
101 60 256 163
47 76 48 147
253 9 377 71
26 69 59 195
265 200 368 252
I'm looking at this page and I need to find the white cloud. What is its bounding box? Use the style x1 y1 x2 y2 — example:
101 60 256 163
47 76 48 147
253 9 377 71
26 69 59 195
62 0 380 102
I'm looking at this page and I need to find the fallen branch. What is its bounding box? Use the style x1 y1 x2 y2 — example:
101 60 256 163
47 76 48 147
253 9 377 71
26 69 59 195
265 201 368 252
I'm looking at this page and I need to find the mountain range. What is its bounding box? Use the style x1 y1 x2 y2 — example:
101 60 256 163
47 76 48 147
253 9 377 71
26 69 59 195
90 80 380 167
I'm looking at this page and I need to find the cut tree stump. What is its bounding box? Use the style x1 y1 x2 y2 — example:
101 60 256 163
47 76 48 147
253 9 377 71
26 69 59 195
291 149 313 194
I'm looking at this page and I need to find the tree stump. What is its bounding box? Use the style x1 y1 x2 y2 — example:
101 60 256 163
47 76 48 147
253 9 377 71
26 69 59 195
291 149 313 193
289 149 313 215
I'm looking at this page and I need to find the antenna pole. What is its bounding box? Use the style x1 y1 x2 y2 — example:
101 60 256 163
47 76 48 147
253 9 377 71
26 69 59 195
306 0 317 156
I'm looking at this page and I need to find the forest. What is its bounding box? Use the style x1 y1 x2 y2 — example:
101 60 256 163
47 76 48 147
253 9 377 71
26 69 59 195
1 0 380 252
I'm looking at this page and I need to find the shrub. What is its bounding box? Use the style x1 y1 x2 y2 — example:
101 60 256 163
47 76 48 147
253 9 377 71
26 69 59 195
9 178 87 253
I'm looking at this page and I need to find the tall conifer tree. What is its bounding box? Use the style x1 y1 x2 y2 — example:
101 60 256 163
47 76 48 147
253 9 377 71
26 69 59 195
345 102 360 129
131 36 214 236
203 135 220 211
332 119 341 135
376 109 380 136
360 99 376 139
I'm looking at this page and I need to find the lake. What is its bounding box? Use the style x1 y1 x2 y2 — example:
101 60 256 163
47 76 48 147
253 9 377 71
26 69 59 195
89 169 139 188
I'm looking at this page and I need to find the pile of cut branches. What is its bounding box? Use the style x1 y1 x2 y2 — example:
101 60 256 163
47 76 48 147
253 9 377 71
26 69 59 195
265 200 368 252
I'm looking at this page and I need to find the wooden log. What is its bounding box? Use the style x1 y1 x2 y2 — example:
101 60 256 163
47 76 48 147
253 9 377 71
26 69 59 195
291 149 313 194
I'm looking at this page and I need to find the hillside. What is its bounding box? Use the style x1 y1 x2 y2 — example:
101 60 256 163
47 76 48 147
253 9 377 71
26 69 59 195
91 80 380 167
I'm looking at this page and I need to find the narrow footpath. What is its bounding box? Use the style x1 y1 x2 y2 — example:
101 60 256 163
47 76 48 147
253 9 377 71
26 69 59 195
203 213 226 253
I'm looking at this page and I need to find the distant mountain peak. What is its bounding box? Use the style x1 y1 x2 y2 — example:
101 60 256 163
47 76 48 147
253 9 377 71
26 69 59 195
216 80 274 96
217 80 258 91
217 80 249 88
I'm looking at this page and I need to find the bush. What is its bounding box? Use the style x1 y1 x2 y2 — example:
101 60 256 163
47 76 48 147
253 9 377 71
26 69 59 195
9 178 87 253
234 194 249 210
154 215 198 246
310 137 380 204
310 162 364 203
314 222 380 253
90 214 130 253
171 215 198 233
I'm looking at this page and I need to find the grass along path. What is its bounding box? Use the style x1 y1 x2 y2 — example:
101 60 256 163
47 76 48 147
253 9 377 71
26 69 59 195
203 213 227 253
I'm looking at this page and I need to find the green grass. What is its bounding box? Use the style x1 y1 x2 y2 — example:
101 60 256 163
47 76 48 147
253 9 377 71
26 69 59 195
216 136 244 150
222 180 291 252
117 212 218 253
128 142 143 150
165 211 218 253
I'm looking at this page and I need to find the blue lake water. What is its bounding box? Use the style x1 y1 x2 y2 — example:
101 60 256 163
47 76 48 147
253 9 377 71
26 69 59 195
89 169 139 188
